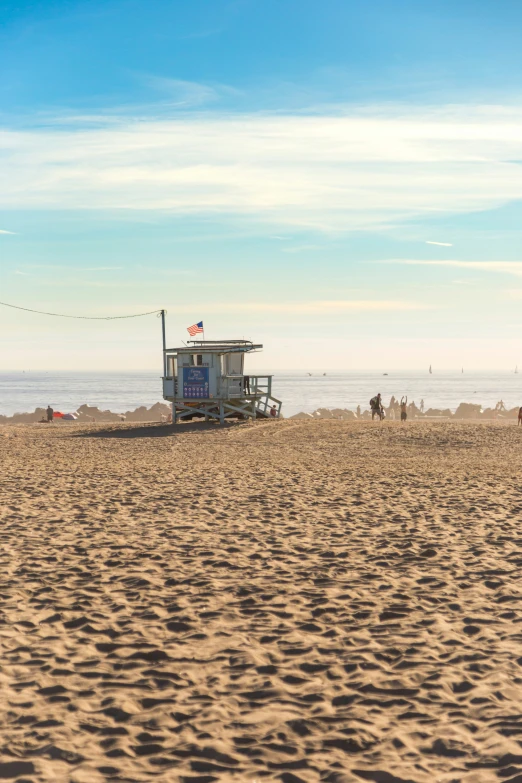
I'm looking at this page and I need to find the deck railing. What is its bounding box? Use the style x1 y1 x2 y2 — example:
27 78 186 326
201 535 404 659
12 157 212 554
222 375 282 417
222 374 273 398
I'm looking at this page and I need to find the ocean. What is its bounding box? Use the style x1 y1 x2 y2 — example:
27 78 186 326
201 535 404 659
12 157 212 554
1 370 521 418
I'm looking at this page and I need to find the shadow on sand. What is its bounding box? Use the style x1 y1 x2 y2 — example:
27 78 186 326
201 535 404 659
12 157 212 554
75 421 239 439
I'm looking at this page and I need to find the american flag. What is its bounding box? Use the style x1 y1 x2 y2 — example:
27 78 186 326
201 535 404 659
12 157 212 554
187 321 204 336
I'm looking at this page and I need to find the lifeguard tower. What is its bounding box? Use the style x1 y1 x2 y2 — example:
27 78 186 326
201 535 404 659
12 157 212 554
162 340 282 424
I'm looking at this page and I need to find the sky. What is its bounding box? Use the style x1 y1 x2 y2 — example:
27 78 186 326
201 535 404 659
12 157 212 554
1 0 522 371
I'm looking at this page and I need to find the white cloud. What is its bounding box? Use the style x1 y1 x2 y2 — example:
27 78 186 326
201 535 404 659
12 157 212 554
387 260 522 276
0 229 15 234
2 103 522 230
426 241 452 246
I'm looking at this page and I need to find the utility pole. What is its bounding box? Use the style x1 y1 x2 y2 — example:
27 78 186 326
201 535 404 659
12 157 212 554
161 309 167 377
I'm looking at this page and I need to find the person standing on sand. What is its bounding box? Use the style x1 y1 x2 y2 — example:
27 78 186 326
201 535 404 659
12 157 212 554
400 396 407 422
370 393 383 421
518 406 522 426
46 405 54 423
420 399 424 414
356 405 361 418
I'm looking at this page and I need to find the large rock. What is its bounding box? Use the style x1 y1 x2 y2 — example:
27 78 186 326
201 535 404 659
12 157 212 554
124 403 171 422
454 403 482 419
8 407 48 423
76 405 120 422
289 412 313 420
309 408 357 420
330 408 356 420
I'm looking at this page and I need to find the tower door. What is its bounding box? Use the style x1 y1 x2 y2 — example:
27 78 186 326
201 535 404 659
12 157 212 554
225 353 244 375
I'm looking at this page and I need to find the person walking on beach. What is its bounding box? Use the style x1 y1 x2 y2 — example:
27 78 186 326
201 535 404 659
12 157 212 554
46 405 54 423
400 396 407 423
356 405 361 419
370 393 383 421
518 406 522 426
420 399 425 414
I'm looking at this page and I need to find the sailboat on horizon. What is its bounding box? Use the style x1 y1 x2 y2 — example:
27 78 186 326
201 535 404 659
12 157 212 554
429 364 432 374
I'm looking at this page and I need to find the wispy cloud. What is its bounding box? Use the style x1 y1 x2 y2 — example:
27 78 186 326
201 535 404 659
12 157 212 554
141 76 220 107
2 103 522 230
14 270 28 276
426 241 452 246
0 229 15 234
177 300 428 313
281 244 321 253
21 264 123 271
386 260 522 277
452 278 480 285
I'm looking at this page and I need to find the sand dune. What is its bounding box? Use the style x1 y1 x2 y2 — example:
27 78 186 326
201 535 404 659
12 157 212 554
1 419 522 782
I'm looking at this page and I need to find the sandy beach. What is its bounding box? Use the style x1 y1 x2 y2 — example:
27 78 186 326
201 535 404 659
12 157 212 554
1 418 522 783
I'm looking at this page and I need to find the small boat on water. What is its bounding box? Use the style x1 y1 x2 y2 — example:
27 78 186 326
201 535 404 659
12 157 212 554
429 365 432 374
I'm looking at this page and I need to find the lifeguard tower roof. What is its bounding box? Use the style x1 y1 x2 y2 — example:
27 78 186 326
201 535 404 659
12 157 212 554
167 340 262 353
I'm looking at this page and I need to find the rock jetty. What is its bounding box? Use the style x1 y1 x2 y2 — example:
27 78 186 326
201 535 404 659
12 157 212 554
0 402 172 425
290 403 520 421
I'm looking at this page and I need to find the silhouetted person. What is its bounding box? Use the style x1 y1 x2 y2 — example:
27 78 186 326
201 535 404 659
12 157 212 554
400 396 407 423
356 405 361 419
420 399 425 413
46 405 54 423
518 406 522 426
370 393 383 421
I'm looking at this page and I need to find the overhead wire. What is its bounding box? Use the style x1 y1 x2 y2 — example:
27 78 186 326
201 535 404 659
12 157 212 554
0 300 164 320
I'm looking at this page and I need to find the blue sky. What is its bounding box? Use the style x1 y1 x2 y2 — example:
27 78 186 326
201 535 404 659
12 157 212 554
1 0 522 370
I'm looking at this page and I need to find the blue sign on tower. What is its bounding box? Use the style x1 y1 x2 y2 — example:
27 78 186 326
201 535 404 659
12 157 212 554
183 367 210 399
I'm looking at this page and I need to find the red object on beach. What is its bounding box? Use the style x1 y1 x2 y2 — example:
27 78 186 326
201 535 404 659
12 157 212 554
53 411 64 418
